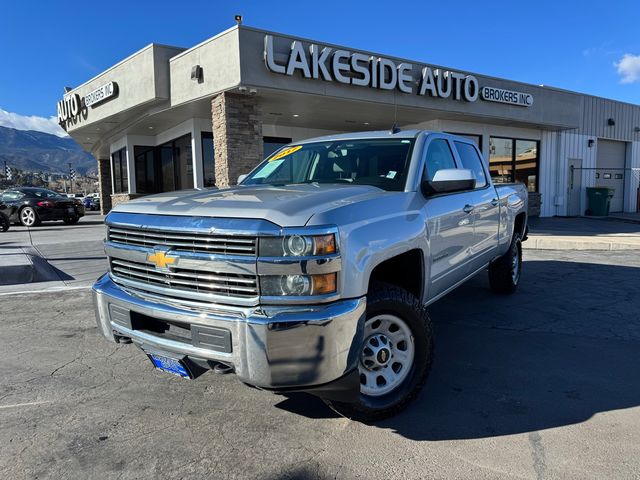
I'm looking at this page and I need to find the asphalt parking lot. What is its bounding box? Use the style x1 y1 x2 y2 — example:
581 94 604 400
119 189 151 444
1 249 639 479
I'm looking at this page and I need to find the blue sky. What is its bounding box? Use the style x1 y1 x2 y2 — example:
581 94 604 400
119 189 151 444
1 0 639 135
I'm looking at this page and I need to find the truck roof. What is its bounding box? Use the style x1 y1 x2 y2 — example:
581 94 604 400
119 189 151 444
294 129 424 145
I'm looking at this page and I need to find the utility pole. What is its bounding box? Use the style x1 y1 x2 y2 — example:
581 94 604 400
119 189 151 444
68 162 73 194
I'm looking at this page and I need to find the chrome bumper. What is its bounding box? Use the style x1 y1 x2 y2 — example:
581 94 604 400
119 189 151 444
92 274 365 389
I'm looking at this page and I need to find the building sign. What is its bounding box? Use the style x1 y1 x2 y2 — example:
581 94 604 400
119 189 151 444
481 86 533 107
264 35 534 107
57 93 83 125
84 81 118 108
264 35 479 102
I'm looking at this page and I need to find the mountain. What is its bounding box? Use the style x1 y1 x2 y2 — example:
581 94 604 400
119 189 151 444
0 126 96 175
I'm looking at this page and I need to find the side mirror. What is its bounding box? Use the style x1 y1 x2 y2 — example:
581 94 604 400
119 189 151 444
422 168 475 196
237 174 248 184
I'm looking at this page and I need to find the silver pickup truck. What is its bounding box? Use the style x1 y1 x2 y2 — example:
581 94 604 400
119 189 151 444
93 130 528 420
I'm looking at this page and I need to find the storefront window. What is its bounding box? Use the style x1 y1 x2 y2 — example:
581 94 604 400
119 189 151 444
514 140 538 192
201 132 215 187
134 146 157 194
264 136 292 158
111 148 128 194
132 134 193 194
173 134 193 190
489 137 539 192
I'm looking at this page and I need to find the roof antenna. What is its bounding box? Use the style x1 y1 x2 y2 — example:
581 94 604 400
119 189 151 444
390 97 400 134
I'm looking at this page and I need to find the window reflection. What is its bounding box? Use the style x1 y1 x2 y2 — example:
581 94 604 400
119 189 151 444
111 148 128 194
489 137 538 192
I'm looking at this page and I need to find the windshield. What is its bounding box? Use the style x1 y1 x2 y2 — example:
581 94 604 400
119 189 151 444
242 138 415 192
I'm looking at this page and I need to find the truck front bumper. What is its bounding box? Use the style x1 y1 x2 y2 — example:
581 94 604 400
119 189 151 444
92 274 365 393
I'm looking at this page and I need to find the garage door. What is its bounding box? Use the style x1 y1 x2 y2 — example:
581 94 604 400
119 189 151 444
596 140 626 212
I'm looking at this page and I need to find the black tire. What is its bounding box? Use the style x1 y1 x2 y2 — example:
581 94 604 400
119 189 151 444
19 206 41 227
488 232 522 294
63 216 80 225
0 214 9 232
326 283 433 422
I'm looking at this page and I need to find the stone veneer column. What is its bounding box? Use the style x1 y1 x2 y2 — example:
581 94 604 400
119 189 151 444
212 92 263 187
97 158 113 214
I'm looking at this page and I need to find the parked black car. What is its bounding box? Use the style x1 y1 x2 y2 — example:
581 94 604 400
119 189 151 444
0 205 9 232
0 187 85 227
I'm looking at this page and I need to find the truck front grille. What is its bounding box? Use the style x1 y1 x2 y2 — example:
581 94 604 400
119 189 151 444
110 258 258 299
108 226 257 256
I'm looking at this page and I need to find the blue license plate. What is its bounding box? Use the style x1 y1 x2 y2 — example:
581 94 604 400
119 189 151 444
149 353 191 379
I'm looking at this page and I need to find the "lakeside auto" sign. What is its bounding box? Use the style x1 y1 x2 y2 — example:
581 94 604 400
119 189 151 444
264 35 532 107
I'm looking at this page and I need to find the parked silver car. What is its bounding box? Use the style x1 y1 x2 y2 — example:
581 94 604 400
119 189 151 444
93 130 528 420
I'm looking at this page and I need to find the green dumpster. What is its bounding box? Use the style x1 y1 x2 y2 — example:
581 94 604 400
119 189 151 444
586 187 615 216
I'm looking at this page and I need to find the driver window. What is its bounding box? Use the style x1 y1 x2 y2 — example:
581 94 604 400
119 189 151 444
424 139 457 181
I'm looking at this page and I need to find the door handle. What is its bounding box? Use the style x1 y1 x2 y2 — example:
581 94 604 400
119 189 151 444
491 198 499 206
463 204 475 214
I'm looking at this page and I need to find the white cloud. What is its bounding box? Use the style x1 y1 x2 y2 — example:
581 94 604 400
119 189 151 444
615 54 640 84
0 108 68 137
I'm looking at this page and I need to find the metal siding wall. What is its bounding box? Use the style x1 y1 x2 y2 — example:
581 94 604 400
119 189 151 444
546 132 597 217
625 141 640 212
539 131 557 217
580 96 640 142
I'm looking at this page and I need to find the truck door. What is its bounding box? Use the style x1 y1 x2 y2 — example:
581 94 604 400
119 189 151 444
422 138 477 300
453 141 500 271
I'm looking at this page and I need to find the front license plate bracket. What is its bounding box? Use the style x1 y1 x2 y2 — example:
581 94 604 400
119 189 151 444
147 352 193 379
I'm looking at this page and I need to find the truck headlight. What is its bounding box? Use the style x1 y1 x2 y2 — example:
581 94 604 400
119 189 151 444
261 273 337 296
260 234 336 257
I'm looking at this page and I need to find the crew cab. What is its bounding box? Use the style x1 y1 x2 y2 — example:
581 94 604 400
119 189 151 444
93 130 528 420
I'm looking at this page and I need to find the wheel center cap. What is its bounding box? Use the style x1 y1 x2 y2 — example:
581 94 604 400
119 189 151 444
361 334 393 371
376 348 390 365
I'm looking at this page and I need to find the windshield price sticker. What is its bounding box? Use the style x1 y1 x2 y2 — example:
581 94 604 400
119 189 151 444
269 145 302 162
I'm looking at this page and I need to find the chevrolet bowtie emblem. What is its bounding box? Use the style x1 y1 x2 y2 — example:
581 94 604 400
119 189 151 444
147 250 177 269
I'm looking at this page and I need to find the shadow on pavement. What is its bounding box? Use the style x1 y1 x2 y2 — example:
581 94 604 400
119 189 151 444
279 259 640 440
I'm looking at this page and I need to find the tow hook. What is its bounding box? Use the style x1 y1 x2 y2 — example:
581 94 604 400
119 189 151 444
113 333 132 344
213 362 234 375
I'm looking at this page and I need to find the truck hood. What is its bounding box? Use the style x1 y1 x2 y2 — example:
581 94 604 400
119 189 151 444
113 184 389 227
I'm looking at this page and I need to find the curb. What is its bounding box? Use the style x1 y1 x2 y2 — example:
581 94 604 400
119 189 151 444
523 235 640 251
0 246 62 286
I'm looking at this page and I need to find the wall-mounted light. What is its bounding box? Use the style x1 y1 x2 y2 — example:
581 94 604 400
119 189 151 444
234 14 243 25
190 65 203 82
588 139 595 148
607 118 615 126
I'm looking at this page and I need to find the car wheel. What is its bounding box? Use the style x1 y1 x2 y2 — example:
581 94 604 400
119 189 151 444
488 232 522 294
63 216 80 225
0 214 9 232
19 207 40 227
326 283 433 422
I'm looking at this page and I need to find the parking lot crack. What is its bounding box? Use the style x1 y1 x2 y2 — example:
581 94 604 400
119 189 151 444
49 355 82 377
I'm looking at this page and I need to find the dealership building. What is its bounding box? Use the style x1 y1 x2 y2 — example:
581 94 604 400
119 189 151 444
58 25 640 217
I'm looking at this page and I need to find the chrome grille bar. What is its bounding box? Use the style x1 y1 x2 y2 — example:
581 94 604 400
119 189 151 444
107 226 257 256
110 258 258 299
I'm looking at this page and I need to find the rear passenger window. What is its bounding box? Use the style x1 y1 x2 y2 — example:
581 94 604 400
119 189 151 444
424 139 457 181
455 141 487 188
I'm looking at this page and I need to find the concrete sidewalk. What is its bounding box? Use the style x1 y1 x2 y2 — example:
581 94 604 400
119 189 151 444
0 213 107 293
525 216 640 250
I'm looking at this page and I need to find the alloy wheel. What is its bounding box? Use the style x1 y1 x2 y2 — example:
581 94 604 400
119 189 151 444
20 208 36 227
